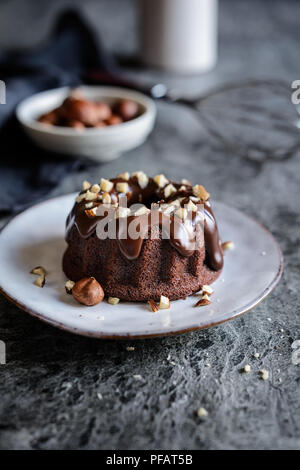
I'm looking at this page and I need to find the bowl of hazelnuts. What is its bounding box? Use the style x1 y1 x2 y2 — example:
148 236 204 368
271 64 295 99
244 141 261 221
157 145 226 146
16 86 156 161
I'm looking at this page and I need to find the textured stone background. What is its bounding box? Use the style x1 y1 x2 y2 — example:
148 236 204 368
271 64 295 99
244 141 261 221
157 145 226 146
0 0 299 450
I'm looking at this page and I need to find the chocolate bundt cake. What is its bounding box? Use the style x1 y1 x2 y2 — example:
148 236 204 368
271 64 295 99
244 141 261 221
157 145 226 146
63 172 224 301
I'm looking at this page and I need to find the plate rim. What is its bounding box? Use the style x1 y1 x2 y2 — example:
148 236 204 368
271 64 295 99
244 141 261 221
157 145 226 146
0 194 284 340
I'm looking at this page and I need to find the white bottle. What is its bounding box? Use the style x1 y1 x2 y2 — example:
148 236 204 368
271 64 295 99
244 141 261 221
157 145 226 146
139 0 218 73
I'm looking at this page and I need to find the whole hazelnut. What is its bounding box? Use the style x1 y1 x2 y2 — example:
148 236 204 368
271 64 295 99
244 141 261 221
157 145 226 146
61 97 100 126
38 110 58 126
106 114 123 126
113 99 138 121
95 102 112 121
72 277 104 306
95 120 107 128
69 120 85 129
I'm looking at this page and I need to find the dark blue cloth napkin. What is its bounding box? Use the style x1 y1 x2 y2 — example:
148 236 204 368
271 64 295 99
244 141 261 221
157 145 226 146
0 10 114 215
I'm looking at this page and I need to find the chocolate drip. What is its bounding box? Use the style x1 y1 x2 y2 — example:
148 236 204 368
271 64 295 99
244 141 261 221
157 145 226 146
65 177 224 272
203 202 224 271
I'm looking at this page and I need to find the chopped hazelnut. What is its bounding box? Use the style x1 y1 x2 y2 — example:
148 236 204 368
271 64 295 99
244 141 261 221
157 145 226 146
30 266 46 288
195 294 211 307
133 171 149 189
222 241 235 251
138 173 149 189
201 285 214 295
243 364 251 373
82 180 91 191
76 193 86 204
133 374 143 381
115 207 130 218
181 178 191 185
85 190 98 201
117 171 130 181
108 297 120 305
260 369 269 380
197 407 208 418
159 295 170 309
90 184 100 193
161 204 175 215
85 208 97 217
171 199 181 208
154 174 169 188
148 299 159 312
175 207 188 220
186 200 198 212
65 280 75 294
134 206 150 216
116 182 129 193
164 184 176 198
100 178 114 192
193 184 210 201
102 192 112 204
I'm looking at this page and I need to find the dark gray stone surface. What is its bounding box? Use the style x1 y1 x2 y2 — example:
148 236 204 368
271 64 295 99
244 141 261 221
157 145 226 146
0 0 299 450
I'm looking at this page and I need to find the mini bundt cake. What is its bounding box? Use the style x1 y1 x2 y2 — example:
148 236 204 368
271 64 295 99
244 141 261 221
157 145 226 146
63 172 224 301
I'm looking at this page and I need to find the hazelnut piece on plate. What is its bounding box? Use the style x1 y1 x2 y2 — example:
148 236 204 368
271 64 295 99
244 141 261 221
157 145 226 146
148 299 159 312
159 295 170 309
65 280 75 294
222 241 235 251
30 266 46 287
72 277 104 306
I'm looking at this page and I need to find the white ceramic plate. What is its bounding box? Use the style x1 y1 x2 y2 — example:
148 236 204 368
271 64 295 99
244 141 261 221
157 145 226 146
0 195 283 339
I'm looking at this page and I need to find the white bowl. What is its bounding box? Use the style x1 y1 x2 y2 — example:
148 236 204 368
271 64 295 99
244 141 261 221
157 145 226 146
16 86 156 162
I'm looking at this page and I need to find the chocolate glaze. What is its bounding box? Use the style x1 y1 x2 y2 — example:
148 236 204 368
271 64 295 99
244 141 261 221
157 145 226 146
65 176 224 271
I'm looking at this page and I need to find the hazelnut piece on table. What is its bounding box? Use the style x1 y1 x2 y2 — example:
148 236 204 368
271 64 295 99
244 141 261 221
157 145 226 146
72 277 104 306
